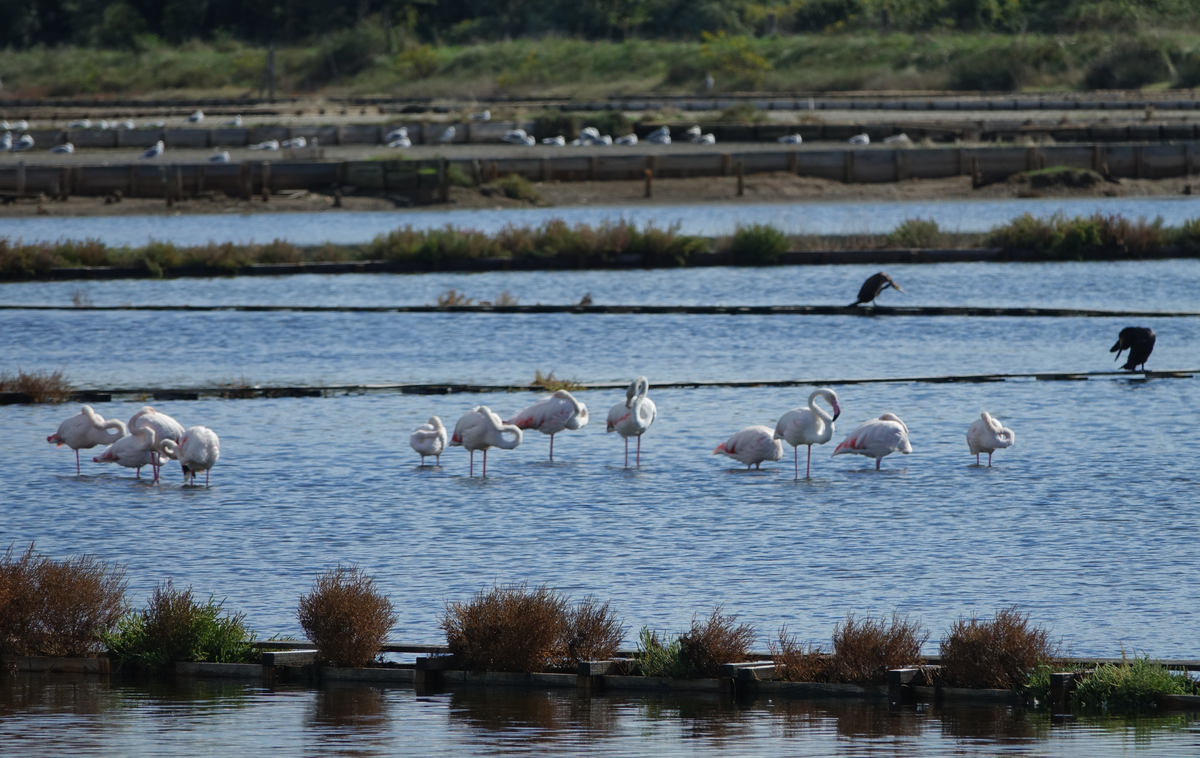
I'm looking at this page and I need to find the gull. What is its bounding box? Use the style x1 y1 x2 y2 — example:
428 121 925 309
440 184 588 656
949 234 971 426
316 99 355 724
849 133 870 145
385 127 408 142
113 120 135 130
469 110 490 121
68 118 92 129
144 120 166 128
97 120 109 130
692 133 716 145
0 132 10 151
208 151 231 162
615 133 638 145
11 134 34 152
778 134 803 144
223 115 243 127
646 126 671 145
187 110 204 123
502 129 529 144
50 142 74 153
248 140 280 150
387 137 412 148
542 135 566 146
140 140 164 159
883 133 911 144
438 126 456 143
280 136 306 148
683 125 702 139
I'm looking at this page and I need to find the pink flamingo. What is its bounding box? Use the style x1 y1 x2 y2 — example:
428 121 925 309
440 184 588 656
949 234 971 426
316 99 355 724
774 388 841 480
94 425 157 479
832 413 912 469
159 426 221 486
128 406 184 480
410 416 448 466
47 406 128 474
713 425 783 470
450 406 522 477
967 412 1015 467
507 389 589 461
606 376 656 467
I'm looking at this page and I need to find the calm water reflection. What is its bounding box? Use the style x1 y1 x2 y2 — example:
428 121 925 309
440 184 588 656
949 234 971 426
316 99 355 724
2 674 1198 757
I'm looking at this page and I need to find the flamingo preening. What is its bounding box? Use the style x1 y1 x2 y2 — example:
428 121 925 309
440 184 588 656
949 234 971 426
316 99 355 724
410 416 448 466
94 425 157 479
450 406 522 477
159 427 220 487
713 425 783 470
832 413 912 469
774 388 841 479
128 407 184 480
507 390 589 461
967 412 1014 467
606 376 657 467
47 406 128 474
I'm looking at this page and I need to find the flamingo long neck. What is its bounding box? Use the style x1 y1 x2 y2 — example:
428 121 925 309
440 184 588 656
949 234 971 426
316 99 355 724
135 425 157 451
808 391 833 426
495 424 522 449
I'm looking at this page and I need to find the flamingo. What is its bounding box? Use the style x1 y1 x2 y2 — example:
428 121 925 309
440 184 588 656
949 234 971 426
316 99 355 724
94 425 157 479
410 416 448 466
606 376 657 467
967 412 1015 467
1111 327 1156 371
128 406 184 480
507 390 589 461
774 388 842 479
713 425 783 470
159 427 220 486
47 406 128 474
450 406 522 477
832 413 912 469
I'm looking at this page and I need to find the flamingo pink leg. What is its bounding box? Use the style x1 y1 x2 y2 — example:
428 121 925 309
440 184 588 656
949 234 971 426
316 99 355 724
624 437 629 468
76 449 81 476
988 452 993 468
549 434 555 462
469 450 474 477
483 449 488 477
875 458 882 470
806 445 812 479
636 436 641 467
206 470 210 488
793 446 799 480
136 467 141 479
975 453 980 466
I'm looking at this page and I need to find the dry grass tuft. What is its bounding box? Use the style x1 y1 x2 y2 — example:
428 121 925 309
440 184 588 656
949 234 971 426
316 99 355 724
219 375 257 399
297 564 396 668
493 290 520 306
769 626 833 682
939 606 1059 690
830 612 928 684
677 606 757 678
436 288 475 307
0 543 128 658
0 368 76 403
442 583 624 673
71 289 94 308
532 370 582 392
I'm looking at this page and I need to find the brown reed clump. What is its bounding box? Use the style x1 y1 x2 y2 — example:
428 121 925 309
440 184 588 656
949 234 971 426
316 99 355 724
297 565 396 668
441 583 625 673
0 368 76 403
830 612 928 684
219 375 257 399
531 370 582 392
676 606 757 678
0 543 128 658
768 626 834 682
437 288 474 306
939 606 1059 690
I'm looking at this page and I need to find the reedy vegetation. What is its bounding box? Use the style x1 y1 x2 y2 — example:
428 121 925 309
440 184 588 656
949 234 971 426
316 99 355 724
297 565 397 668
0 368 76 403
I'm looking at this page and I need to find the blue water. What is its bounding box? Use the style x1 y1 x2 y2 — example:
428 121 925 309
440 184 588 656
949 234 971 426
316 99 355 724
4 196 1200 246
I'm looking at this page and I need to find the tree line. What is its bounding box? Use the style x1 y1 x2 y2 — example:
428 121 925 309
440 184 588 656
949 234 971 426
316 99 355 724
1 0 1195 49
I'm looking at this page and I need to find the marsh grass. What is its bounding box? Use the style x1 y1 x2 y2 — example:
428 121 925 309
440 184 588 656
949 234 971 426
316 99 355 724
1072 654 1198 711
769 626 834 682
677 607 757 678
637 626 688 678
939 606 1059 690
532 370 583 392
219 375 256 399
483 174 542 203
986 212 1170 258
441 583 624 673
0 543 128 658
103 579 257 667
830 612 928 684
0 368 75 403
727 223 789 265
70 289 94 308
436 288 475 306
886 217 944 249
297 565 396 668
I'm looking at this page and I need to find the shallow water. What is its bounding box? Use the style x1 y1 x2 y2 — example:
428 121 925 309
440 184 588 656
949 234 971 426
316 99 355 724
4 196 1200 246
2 676 1199 758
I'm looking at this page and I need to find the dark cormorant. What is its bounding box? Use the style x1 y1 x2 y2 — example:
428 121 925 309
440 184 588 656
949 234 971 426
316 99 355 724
850 272 905 307
1110 327 1156 371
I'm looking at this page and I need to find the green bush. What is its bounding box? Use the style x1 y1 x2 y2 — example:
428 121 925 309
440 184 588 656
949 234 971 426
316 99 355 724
103 579 257 667
1072 655 1196 711
1085 38 1174 89
730 223 789 265
487 174 542 203
986 212 1168 258
636 608 756 679
637 626 688 678
887 218 942 248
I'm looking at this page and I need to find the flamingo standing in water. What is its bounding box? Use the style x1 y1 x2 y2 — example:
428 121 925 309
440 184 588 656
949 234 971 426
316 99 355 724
94 425 157 478
713 425 783 470
158 426 220 486
450 406 522 477
606 376 656 467
832 413 911 469
967 412 1015 467
47 406 128 474
129 407 184 480
774 388 841 479
507 390 589 461
410 416 448 466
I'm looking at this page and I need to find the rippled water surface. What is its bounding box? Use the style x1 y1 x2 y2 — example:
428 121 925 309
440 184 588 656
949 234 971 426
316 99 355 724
4 196 1200 246
3 676 1199 758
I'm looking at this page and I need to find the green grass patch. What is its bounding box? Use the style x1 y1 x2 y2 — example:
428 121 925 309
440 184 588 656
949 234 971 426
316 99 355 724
1073 655 1198 712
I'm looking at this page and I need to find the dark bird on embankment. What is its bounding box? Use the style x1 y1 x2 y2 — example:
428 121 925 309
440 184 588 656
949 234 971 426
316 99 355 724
850 272 906 307
1110 327 1156 371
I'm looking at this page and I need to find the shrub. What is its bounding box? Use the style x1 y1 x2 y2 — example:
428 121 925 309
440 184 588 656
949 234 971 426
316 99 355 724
939 606 1058 690
1085 39 1174 90
729 223 789 265
719 103 768 123
103 579 256 667
700 32 772 89
441 583 623 673
485 174 542 203
0 369 75 403
769 626 833 682
887 217 941 248
987 213 1168 258
637 626 688 678
0 544 127 658
1072 655 1196 712
447 163 475 188
677 607 757 678
297 565 396 668
830 612 927 684
1176 52 1200 87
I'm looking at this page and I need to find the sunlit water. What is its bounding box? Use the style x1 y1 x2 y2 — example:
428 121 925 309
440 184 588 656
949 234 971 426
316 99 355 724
3 260 1198 755
2 676 1199 758
4 196 1200 246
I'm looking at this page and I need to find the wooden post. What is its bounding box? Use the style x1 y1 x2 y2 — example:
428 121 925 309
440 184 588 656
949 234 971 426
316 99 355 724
721 153 732 177
16 161 25 196
843 151 855 183
644 168 653 198
161 166 172 207
438 158 449 203
1135 146 1144 179
736 160 744 196
787 151 798 174
971 156 981 189
260 161 271 202
240 162 252 201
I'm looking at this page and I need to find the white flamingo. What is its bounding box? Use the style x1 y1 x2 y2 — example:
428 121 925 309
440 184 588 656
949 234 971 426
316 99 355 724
774 388 841 480
606 376 657 467
47 406 128 474
128 406 184 479
159 426 220 486
94 425 157 479
410 416 448 466
832 413 911 469
967 412 1015 467
450 406 522 477
507 389 589 461
713 425 783 469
